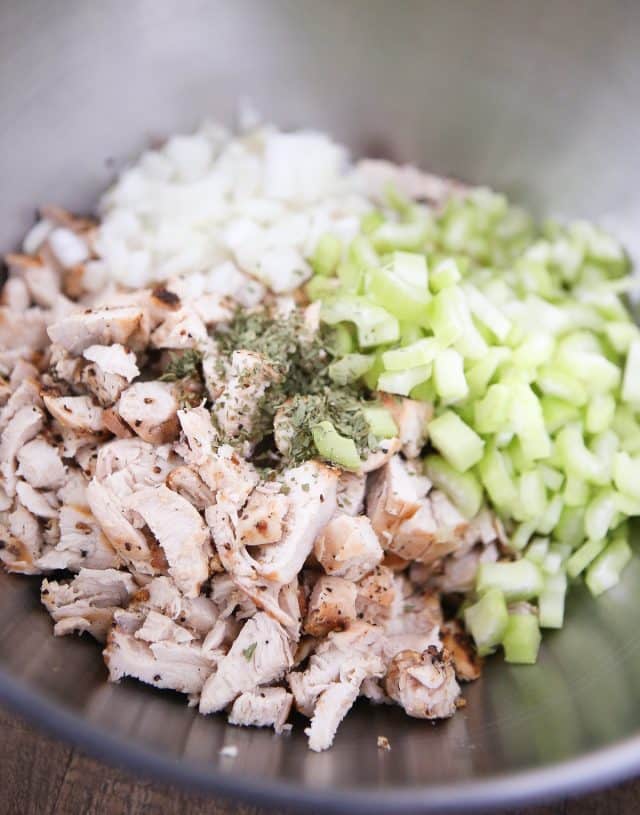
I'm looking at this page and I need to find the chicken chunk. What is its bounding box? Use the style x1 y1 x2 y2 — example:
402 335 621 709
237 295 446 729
199 612 293 714
306 682 360 752
166 465 215 511
15 480 58 519
0 307 49 351
118 381 179 444
380 395 433 459
314 514 383 581
47 306 150 354
37 503 120 571
82 343 140 381
0 405 45 496
228 687 293 734
355 565 396 625
384 646 460 720
335 471 367 516
41 568 136 641
366 455 421 544
125 485 210 598
199 444 260 509
391 490 468 565
0 379 43 432
441 620 482 682
175 405 218 465
43 394 105 434
16 438 66 490
236 490 289 547
304 576 357 637
0 504 43 574
150 308 209 349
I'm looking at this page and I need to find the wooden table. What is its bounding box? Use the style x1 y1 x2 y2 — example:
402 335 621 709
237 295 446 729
1 707 638 815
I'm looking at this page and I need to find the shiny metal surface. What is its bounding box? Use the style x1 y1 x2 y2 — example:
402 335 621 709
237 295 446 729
1 1 640 811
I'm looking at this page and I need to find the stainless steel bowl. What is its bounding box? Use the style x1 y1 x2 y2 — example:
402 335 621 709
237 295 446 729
2 2 640 811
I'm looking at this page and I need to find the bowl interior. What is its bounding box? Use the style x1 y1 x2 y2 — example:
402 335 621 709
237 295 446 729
2 1 640 810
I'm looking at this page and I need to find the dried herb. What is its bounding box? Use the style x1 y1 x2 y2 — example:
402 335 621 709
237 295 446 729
242 642 257 661
160 349 203 382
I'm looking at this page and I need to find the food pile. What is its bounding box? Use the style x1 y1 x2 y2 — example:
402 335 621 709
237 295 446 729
0 122 637 750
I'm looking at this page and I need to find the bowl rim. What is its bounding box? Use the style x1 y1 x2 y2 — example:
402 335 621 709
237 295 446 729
1 666 639 813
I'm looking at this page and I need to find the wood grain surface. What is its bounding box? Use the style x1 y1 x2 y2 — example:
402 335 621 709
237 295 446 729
1 706 638 815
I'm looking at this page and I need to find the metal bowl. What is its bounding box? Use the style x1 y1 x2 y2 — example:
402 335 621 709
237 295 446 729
2 2 640 811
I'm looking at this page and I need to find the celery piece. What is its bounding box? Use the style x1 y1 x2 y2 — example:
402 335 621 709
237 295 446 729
362 349 385 391
378 365 432 397
336 260 363 293
372 219 428 253
518 470 547 521
428 411 485 472
430 257 461 292
536 366 588 406
556 349 621 395
563 474 590 507
553 506 586 548
384 182 413 215
390 251 428 288
382 338 440 371
512 333 555 368
584 489 617 542
326 323 354 356
328 354 373 386
424 455 483 519
361 210 385 235
566 538 606 578
613 451 640 500
556 424 607 486
427 286 468 346
590 430 618 483
525 537 549 564
478 446 518 510
509 383 551 461
464 588 509 657
621 340 640 405
410 378 437 403
306 275 341 302
536 494 564 536
365 265 431 324
433 348 469 403
399 321 424 346
585 537 632 596
605 321 640 354
348 235 378 270
510 521 537 552
321 296 399 348
541 396 581 434
502 614 542 664
474 384 512 434
311 421 361 470
539 464 564 492
463 283 512 342
585 393 616 435
363 406 398 439
477 559 544 601
311 233 342 277
466 348 511 399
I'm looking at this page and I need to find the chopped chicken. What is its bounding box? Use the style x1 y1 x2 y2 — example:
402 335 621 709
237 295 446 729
37 502 119 571
391 490 468 565
176 406 218 465
17 438 66 490
16 480 58 519
304 576 357 637
366 455 421 544
83 343 140 380
0 405 45 496
118 381 179 444
214 350 280 442
228 687 293 734
43 394 104 434
199 444 259 508
355 565 396 625
384 646 460 720
150 308 208 349
359 437 402 474
441 620 482 682
335 471 367 516
41 568 136 641
306 682 359 752
314 514 383 582
125 485 210 598
236 490 289 547
380 395 433 458
0 306 49 351
0 504 43 573
47 306 150 354
200 612 293 714
166 465 215 510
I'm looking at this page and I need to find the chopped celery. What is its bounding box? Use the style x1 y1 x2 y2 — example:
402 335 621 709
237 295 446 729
362 349 385 391
584 489 617 542
399 321 424 346
536 494 564 536
502 613 542 664
539 464 564 492
512 333 555 368
613 451 640 500
566 539 606 578
556 425 607 485
538 572 567 628
428 286 469 346
306 275 341 302
541 396 581 434
605 321 639 354
478 446 518 510
390 251 428 288
509 384 551 461
410 378 437 403
377 365 432 397
474 384 512 434
464 588 509 656
424 455 483 519
326 323 354 356
477 559 544 601
510 521 537 551
621 340 640 405
365 265 431 324
328 353 372 385
518 470 547 521
563 474 590 507
463 283 512 342
554 506 585 548
585 393 616 435
433 348 469 403
361 210 384 235
428 411 485 472
430 257 461 292
336 260 363 293
348 235 378 270
466 348 510 398
536 366 588 406
363 406 398 439
311 421 361 470
382 338 440 371
321 296 399 348
371 219 429 253
525 537 549 564
585 537 632 596
311 233 342 276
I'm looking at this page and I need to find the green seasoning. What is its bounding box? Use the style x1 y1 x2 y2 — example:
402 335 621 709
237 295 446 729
160 349 203 381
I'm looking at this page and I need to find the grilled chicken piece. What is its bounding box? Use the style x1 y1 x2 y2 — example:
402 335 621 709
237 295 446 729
355 565 396 625
236 490 289 547
150 308 208 349
176 406 218 466
199 444 260 508
430 542 499 594
359 437 402 474
80 362 128 406
16 438 66 490
166 465 215 511
391 490 468 565
380 395 433 459
441 620 482 682
199 612 293 714
2 277 30 311
7 254 61 308
125 485 210 598
118 381 179 444
0 405 45 496
306 682 360 752
384 646 460 720
47 305 150 354
0 504 43 574
386 575 443 636
304 576 357 637
43 394 105 434
0 379 43 433
82 343 140 382
366 455 421 544
41 568 136 641
213 350 280 443
105 608 216 696
335 471 367 516
15 480 58 519
0 306 49 351
37 502 120 571
228 687 293 734
139 576 219 638
314 514 383 581
95 437 176 489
